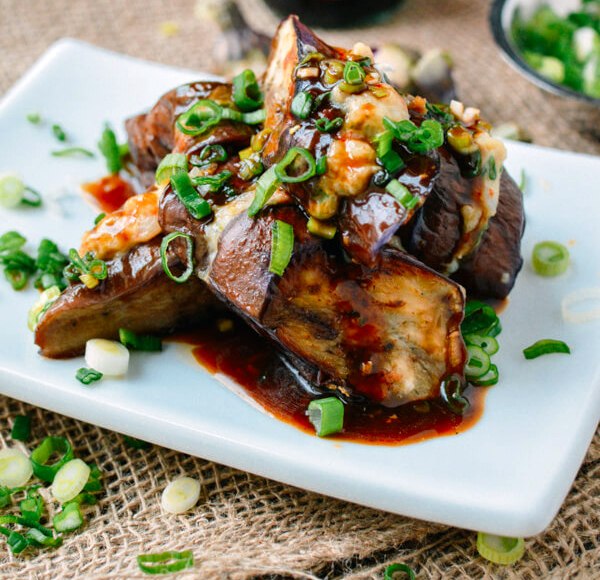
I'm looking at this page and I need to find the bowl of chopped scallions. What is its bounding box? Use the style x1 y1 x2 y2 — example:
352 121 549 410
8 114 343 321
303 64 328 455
490 0 600 109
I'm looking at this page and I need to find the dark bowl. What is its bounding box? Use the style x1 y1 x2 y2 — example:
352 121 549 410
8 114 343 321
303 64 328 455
489 0 600 108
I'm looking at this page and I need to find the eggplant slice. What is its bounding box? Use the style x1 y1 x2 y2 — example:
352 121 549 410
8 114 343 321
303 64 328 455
35 238 221 358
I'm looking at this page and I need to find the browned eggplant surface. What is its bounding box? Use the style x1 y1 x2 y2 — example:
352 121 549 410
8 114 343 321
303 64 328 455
35 239 220 358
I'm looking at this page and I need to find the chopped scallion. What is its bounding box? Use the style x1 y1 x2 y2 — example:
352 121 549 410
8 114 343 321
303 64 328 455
383 563 416 580
291 91 314 120
190 144 228 167
155 153 187 184
269 220 294 277
52 502 84 533
30 437 74 483
385 179 419 210
10 415 31 442
248 166 279 217
307 217 336 239
523 339 570 360
476 532 525 565
170 172 211 219
160 232 194 283
119 328 162 352
176 99 222 136
123 435 151 450
76 367 103 385
94 213 106 226
531 241 569 277
232 69 263 112
315 116 343 132
274 147 316 183
137 550 194 575
51 147 95 158
98 123 123 174
306 397 344 437
51 124 67 142
26 112 42 125
0 448 33 487
343 60 366 85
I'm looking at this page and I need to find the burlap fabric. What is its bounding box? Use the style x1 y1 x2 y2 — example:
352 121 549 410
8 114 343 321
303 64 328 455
0 0 598 578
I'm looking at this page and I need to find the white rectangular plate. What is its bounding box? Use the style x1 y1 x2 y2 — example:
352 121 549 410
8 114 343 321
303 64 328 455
1 39 599 537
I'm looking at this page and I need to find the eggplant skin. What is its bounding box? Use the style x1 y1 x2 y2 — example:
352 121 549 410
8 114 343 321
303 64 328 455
209 206 466 406
451 171 525 298
34 239 221 359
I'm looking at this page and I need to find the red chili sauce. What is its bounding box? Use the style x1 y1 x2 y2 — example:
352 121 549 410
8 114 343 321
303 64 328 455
174 318 486 445
82 174 136 213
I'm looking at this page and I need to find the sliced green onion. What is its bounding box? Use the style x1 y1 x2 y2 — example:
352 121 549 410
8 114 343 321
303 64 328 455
170 172 211 219
488 156 497 180
51 147 95 158
123 435 151 450
440 375 469 415
446 125 477 155
70 492 98 506
0 449 33 487
5 530 28 554
307 217 336 239
94 213 106 225
155 153 188 184
269 220 294 277
21 187 42 207
176 99 222 136
461 300 501 337
76 367 103 385
190 144 228 167
291 91 314 120
26 112 41 124
27 285 61 331
471 363 499 387
464 334 499 356
30 437 74 483
137 550 194 575
232 69 263 111
98 124 122 174
119 328 162 352
161 476 201 514
306 397 344 437
384 563 416 580
34 239 68 291
26 527 62 548
0 486 12 508
239 154 264 181
384 117 444 154
477 532 525 565
11 415 31 442
64 248 107 285
83 464 102 492
315 156 328 176
240 108 265 125
248 166 279 217
465 345 491 380
0 174 25 208
315 116 343 132
190 170 232 193
532 241 569 277
19 488 44 523
53 502 84 533
523 339 570 360
51 459 91 503
274 147 316 183
51 124 67 142
343 60 366 85
160 232 194 283
0 231 26 252
386 179 419 210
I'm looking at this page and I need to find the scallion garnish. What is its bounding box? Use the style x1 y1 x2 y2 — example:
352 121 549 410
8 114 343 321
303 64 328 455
315 156 328 176
487 156 497 180
119 328 162 352
0 174 26 208
160 232 194 283
30 437 74 483
190 170 232 193
94 213 106 226
465 345 491 380
170 172 212 219
383 563 416 580
463 334 499 356
190 144 228 167
10 415 31 442
307 217 336 239
137 550 194 575
51 459 91 503
64 249 107 289
476 532 525 565
232 69 263 112
51 124 67 142
240 108 265 124
440 375 469 414
274 147 316 183
523 339 571 360
34 239 68 290
470 363 499 387
343 60 366 85
531 241 570 277
291 91 314 120
315 116 343 133
161 477 201 514
52 502 84 533
176 99 223 136
26 112 42 125
155 153 188 184
306 397 344 437
247 166 279 217
98 123 123 174
375 131 405 174
0 449 32 488
461 300 501 337
383 117 444 154
75 367 103 385
385 179 419 210
19 487 44 523
51 147 95 158
269 220 294 277
123 435 151 450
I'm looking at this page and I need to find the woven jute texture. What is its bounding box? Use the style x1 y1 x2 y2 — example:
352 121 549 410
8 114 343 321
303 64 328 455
0 0 599 578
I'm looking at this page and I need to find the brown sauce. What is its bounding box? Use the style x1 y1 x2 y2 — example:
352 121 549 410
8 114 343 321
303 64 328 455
174 318 486 446
82 174 136 213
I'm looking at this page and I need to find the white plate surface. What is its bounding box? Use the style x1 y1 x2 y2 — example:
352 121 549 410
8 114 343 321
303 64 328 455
0 39 599 537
